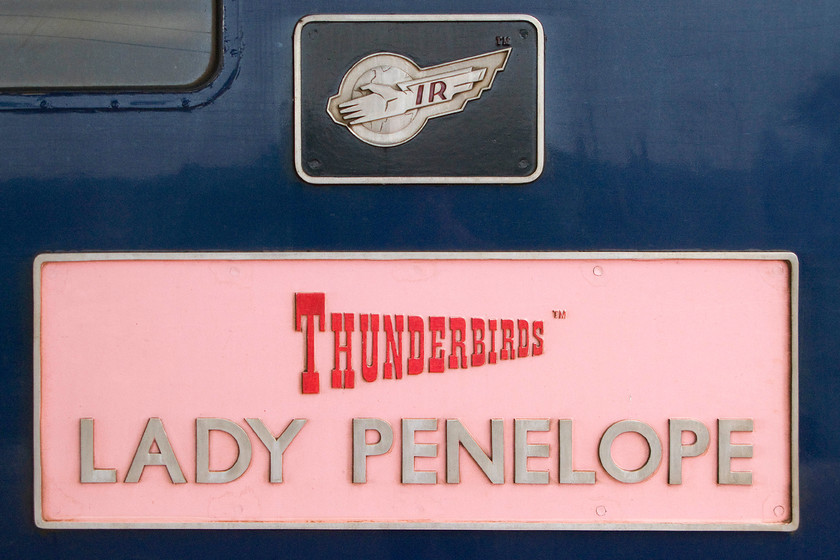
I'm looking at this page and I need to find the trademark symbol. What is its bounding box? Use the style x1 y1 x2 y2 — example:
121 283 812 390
552 310 567 319
496 36 511 47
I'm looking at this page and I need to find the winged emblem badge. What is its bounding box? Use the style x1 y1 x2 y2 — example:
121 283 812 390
327 49 510 147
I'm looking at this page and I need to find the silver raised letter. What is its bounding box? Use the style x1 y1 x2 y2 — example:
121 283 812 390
718 418 754 485
599 420 662 483
514 418 550 484
195 418 252 484
558 419 595 484
124 418 186 483
668 418 710 485
445 419 504 484
246 418 307 483
79 418 116 483
402 418 438 484
352 418 393 483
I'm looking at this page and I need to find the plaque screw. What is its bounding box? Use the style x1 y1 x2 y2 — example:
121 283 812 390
773 505 785 517
596 505 607 517
308 159 323 170
593 266 604 277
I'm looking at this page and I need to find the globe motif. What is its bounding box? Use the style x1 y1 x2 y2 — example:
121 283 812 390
351 65 417 134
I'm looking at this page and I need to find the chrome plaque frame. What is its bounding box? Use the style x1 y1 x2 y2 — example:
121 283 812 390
293 15 545 184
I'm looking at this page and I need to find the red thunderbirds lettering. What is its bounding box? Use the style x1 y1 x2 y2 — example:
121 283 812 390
293 293 545 394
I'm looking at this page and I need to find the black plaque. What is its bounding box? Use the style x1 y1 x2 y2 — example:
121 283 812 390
294 15 544 184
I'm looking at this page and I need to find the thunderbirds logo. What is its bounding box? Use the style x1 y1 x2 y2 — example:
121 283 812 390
327 49 510 147
294 293 544 394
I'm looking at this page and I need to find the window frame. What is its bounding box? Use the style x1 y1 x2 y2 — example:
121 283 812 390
0 0 240 110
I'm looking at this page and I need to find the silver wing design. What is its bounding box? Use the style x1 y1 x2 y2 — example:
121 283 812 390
338 67 487 125
338 84 414 125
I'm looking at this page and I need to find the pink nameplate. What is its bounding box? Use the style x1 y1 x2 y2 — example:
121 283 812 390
34 252 798 530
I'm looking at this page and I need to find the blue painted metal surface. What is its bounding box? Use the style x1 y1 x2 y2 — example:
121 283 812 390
1 0 838 557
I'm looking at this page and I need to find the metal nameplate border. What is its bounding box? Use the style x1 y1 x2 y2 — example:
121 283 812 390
33 251 799 530
293 14 546 185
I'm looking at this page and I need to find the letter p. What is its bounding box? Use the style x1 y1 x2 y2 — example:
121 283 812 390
352 418 393 483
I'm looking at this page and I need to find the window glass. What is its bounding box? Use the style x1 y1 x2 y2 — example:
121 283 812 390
0 0 215 89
